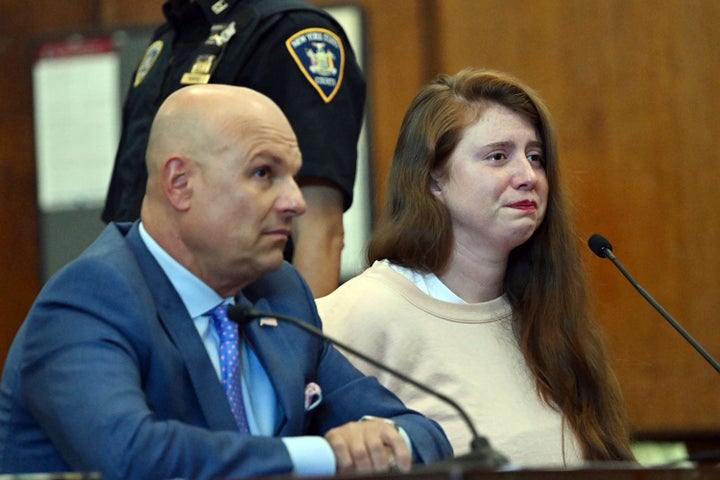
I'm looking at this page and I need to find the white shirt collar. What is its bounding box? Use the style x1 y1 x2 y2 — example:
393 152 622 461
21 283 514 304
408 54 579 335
138 222 229 318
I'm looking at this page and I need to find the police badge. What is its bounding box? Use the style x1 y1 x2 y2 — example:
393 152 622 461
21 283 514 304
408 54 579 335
285 28 345 103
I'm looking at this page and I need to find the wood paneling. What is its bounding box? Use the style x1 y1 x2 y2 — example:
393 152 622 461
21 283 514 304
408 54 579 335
435 0 720 433
313 0 430 211
1 0 717 439
100 1 163 25
0 0 102 378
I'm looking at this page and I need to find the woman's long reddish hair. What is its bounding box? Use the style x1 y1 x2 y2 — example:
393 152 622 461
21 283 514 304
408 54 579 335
369 68 633 461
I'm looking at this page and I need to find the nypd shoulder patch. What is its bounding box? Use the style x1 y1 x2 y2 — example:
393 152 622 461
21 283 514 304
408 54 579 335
134 40 164 87
285 28 345 103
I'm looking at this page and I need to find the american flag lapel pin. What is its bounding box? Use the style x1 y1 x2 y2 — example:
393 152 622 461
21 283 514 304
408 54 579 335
259 316 278 327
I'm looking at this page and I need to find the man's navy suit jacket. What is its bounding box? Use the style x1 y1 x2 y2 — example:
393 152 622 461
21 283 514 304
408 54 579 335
0 222 451 479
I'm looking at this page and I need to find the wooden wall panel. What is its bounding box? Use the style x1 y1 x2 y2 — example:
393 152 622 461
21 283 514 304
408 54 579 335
100 1 163 25
313 0 431 211
0 0 102 381
435 0 720 433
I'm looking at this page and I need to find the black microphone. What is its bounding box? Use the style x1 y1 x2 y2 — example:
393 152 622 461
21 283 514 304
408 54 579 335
588 233 720 374
226 304 510 469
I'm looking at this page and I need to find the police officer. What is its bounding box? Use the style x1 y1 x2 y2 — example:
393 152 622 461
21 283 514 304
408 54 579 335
103 0 366 297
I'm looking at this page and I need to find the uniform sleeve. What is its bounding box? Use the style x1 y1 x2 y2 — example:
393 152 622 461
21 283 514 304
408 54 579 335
236 10 367 210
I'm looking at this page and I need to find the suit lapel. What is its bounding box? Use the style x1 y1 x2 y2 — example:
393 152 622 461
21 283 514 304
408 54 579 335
241 297 306 436
126 224 238 431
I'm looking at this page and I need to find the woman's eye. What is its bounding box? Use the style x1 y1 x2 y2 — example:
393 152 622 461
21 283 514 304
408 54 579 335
528 153 545 165
487 152 506 161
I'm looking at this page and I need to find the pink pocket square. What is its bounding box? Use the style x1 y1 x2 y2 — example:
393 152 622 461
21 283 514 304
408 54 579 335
304 382 322 411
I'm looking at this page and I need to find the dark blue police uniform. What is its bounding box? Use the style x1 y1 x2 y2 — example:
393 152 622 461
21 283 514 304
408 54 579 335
103 0 366 229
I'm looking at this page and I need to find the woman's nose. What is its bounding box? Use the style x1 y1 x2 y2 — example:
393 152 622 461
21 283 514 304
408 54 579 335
512 158 539 190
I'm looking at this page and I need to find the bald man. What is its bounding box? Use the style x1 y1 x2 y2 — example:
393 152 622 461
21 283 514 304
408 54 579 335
0 85 451 479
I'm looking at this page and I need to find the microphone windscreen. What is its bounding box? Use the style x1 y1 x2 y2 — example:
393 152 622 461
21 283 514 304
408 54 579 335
588 234 613 258
226 305 256 325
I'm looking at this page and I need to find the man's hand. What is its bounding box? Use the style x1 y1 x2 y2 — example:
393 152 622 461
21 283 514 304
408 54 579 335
324 418 411 475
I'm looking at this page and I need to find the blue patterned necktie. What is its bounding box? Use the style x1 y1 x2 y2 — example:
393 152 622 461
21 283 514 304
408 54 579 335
210 303 250 432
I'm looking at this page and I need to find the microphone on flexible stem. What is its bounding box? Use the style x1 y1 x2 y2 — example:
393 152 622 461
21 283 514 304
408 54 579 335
588 234 720 374
226 305 510 469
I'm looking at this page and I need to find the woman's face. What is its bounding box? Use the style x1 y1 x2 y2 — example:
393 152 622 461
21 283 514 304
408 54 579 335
431 102 549 256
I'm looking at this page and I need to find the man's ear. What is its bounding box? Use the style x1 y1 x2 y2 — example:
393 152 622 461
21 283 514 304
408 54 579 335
164 156 193 211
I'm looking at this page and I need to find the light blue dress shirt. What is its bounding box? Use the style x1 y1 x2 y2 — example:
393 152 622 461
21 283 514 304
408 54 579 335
138 223 336 476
